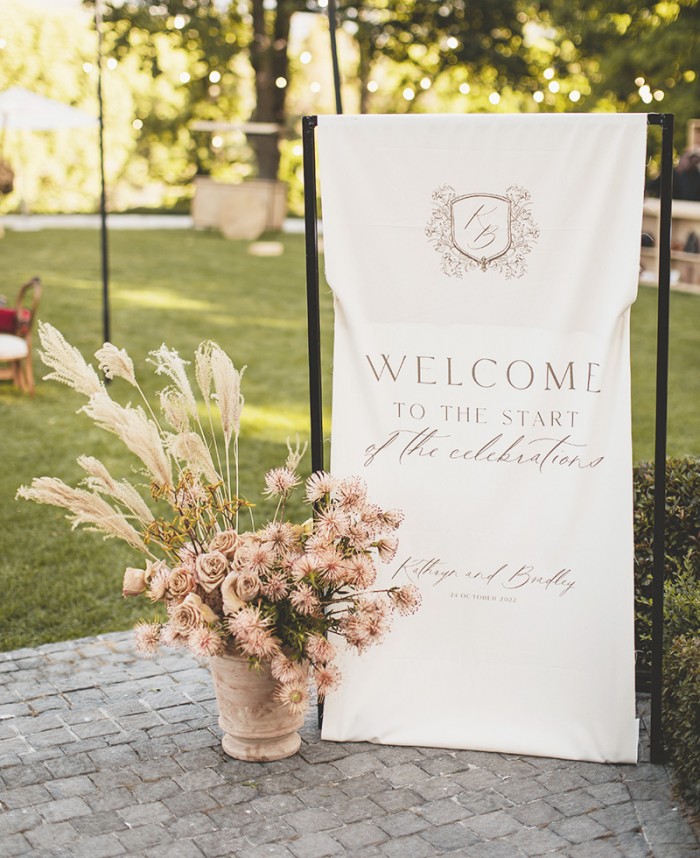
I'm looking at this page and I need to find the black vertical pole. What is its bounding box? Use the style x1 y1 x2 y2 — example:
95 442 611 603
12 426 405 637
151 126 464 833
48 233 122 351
303 116 323 475
96 0 110 346
303 115 325 729
649 112 673 764
327 0 343 115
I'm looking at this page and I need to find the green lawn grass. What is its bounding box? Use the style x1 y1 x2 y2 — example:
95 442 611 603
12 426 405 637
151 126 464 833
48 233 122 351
1 228 699 651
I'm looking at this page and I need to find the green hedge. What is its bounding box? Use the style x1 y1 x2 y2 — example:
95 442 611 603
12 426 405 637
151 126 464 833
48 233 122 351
634 461 700 812
634 458 700 675
664 631 700 811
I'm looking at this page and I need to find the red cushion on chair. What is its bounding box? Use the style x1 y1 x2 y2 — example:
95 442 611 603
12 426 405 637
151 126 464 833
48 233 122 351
0 307 31 336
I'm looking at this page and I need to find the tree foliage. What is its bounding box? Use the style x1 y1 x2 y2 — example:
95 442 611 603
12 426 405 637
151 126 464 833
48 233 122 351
535 0 700 147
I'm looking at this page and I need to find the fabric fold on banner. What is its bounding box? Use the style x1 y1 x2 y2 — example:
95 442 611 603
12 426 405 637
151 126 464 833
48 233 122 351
318 114 647 764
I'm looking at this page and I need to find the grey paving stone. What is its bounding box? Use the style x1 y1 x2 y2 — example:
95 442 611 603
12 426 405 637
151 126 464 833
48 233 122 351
235 844 296 858
494 774 552 803
0 761 50 789
501 823 571 855
591 801 644 833
456 840 527 858
331 750 387 778
116 822 168 851
418 797 472 825
37 795 93 823
371 787 423 813
168 811 219 838
131 777 183 803
332 820 389 850
0 807 43 836
172 766 225 792
251 793 306 817
546 787 604 816
511 798 562 826
27 727 78 749
163 787 219 815
550 812 610 843
284 806 343 834
142 840 206 858
194 829 249 857
586 780 633 806
318 795 386 825
118 799 174 827
44 774 98 799
240 815 298 846
0 782 53 808
297 742 348 765
382 762 431 789
376 809 430 838
379 833 436 858
371 745 424 766
44 753 96 779
71 809 130 836
419 820 482 852
0 832 31 857
563 840 625 857
464 808 524 839
68 833 127 858
292 761 344 787
451 767 503 791
24 820 80 850
287 832 345 858
337 772 388 799
89 744 140 768
417 754 475 776
613 831 653 858
175 747 225 771
457 788 514 815
535 767 592 793
206 803 260 830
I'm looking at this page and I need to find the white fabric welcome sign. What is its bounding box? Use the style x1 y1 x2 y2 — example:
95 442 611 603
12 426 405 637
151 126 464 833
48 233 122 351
317 114 646 763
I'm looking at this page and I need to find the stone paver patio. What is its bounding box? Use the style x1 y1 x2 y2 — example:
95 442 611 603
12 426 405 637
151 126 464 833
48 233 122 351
0 632 697 857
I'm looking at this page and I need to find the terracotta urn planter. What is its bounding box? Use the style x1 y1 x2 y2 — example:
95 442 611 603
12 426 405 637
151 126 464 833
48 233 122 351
209 645 307 761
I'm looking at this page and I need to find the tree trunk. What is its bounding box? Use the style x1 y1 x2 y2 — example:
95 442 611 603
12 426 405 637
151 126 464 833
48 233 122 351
357 31 372 115
248 0 293 180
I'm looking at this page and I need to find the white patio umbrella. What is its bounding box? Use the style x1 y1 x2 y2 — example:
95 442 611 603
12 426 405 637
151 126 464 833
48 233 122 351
0 85 110 344
0 86 97 131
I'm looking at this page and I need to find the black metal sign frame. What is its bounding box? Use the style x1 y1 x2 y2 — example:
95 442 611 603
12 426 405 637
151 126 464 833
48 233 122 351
303 113 673 764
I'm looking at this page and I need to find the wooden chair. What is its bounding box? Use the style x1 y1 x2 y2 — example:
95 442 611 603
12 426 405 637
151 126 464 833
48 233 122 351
0 277 42 395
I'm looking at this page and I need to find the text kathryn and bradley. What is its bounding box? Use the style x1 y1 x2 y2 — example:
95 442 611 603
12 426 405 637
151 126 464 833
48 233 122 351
393 556 577 598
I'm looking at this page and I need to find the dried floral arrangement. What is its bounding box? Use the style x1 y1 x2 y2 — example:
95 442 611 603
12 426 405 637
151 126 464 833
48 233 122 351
17 324 421 716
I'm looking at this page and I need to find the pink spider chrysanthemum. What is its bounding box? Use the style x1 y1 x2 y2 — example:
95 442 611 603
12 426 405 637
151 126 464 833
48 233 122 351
313 664 342 699
188 626 225 658
260 521 297 556
270 653 306 685
313 546 349 586
378 508 405 531
375 536 399 563
388 584 422 616
260 570 290 601
160 622 188 649
228 607 281 660
305 633 336 665
315 507 351 541
292 554 320 580
275 681 310 716
305 470 339 503
133 621 161 656
263 467 300 497
146 566 171 602
344 554 377 589
238 542 276 577
289 582 322 616
358 503 383 532
335 476 367 510
344 520 373 552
